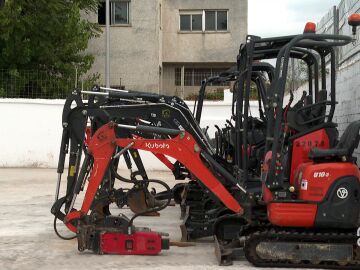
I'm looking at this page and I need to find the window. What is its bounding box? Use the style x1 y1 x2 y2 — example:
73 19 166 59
112 1 129 24
205 10 228 31
217 11 228 31
180 15 191 31
175 68 229 86
205 11 216 31
192 14 202 31
180 12 202 31
98 1 130 26
184 68 193 86
193 69 212 85
175 68 182 86
180 10 228 32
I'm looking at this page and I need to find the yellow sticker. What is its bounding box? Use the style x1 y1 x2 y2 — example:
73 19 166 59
132 152 138 158
69 166 76 176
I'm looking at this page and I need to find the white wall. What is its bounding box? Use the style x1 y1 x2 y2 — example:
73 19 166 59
0 92 259 170
0 99 65 168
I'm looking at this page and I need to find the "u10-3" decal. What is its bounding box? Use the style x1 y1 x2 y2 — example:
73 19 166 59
313 171 330 178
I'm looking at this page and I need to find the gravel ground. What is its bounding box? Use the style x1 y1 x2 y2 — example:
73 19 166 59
0 168 299 270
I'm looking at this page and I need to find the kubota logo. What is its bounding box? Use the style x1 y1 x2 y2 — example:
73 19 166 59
145 142 170 149
336 187 348 199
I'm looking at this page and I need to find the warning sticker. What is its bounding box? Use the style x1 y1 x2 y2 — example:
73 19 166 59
69 165 76 177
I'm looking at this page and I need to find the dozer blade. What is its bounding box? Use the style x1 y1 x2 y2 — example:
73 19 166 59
127 188 162 216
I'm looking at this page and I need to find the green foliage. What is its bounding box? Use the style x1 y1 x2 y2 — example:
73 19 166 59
0 0 101 98
231 82 260 101
249 81 259 100
185 88 225 101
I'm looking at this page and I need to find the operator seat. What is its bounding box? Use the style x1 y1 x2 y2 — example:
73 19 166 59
309 120 360 162
287 90 328 132
311 90 327 124
287 91 312 132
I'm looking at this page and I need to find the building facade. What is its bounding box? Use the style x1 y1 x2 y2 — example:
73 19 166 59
84 0 248 97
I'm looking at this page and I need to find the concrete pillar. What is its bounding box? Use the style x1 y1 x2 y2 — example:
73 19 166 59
181 65 185 99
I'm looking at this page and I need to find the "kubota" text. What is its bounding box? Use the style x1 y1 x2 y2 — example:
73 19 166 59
145 142 170 150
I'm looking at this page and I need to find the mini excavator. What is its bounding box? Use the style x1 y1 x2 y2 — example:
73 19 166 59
51 14 360 269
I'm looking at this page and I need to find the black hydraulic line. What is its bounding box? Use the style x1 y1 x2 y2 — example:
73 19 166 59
201 151 246 193
57 129 69 176
109 158 172 231
127 179 171 230
226 120 234 128
72 153 91 196
55 129 69 201
127 149 149 180
314 58 319 97
65 139 81 212
214 125 222 155
308 65 313 98
321 55 326 90
193 97 198 116
231 81 239 117
329 49 336 122
123 151 133 171
255 77 266 122
235 71 245 169
195 80 208 123
108 91 162 102
117 123 183 136
55 91 84 202
136 124 182 136
241 38 256 184
53 204 76 240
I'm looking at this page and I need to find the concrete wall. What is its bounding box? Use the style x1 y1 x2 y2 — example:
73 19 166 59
0 92 260 169
84 0 162 92
162 0 248 63
317 1 360 159
287 0 360 159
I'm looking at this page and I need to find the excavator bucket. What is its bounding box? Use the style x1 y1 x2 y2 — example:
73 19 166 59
127 187 162 216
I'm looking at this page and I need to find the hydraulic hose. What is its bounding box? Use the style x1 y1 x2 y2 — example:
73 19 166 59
110 158 172 231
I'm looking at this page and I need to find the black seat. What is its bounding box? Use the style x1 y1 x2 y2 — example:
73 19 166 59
287 90 329 132
311 90 327 123
309 120 360 161
287 91 316 132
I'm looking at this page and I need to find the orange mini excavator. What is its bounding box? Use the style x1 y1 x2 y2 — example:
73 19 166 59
51 14 360 269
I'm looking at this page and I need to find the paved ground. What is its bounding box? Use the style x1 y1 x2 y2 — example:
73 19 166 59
0 168 289 270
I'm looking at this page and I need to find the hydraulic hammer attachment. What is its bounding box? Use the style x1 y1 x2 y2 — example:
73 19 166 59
77 215 169 255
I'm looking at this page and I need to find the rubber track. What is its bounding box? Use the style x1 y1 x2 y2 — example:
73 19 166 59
244 228 360 269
